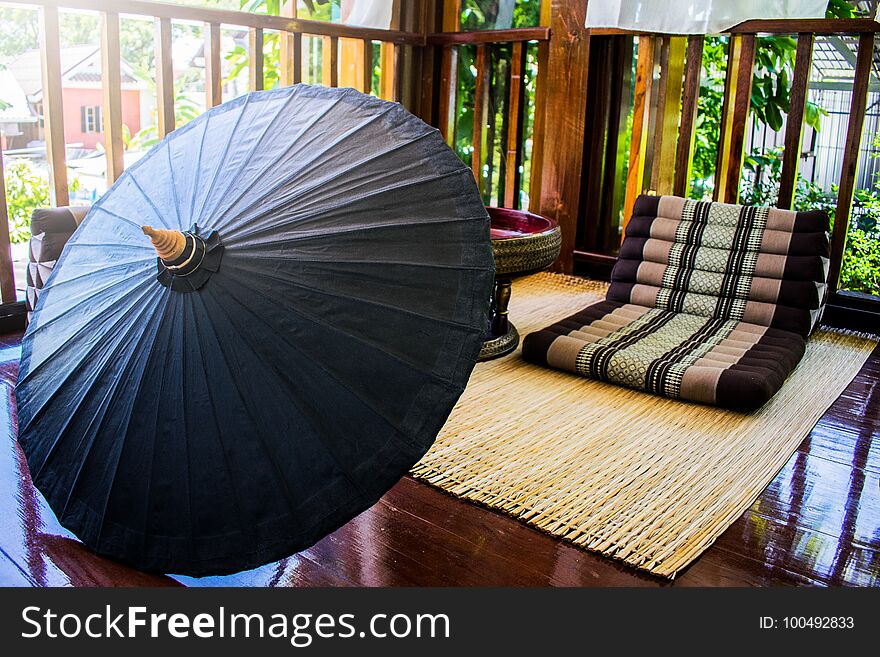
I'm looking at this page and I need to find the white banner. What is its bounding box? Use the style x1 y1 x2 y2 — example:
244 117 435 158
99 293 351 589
585 1 829 34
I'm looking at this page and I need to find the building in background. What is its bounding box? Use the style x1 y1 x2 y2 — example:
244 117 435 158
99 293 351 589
5 45 148 151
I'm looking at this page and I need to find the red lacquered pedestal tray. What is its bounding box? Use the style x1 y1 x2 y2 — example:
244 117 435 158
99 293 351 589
480 207 561 360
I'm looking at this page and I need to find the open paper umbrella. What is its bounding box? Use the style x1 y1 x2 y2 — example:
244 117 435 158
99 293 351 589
15 85 494 576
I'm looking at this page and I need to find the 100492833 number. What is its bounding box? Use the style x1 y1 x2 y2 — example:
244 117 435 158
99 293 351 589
782 617 854 630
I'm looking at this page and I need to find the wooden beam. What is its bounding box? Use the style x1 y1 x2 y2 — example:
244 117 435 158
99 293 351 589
828 33 874 291
38 5 68 206
673 36 703 198
471 44 488 190
249 27 264 91
426 27 550 45
777 33 814 209
537 0 590 273
101 11 124 185
504 41 526 209
13 0 423 44
714 34 756 204
622 35 655 234
651 36 686 196
155 17 175 137
527 0 551 213
322 35 339 87
0 149 17 304
205 22 222 108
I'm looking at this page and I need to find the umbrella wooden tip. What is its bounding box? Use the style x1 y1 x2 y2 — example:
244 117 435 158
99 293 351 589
142 225 187 261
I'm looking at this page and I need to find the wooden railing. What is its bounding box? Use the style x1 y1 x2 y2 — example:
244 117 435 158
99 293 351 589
564 8 880 313
0 0 878 328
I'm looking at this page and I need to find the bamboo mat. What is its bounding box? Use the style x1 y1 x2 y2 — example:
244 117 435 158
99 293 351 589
412 272 878 578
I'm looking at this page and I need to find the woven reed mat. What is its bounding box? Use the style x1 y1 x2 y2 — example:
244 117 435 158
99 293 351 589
412 272 878 578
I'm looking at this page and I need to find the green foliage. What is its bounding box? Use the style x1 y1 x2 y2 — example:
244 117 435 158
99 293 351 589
690 33 826 200
3 159 80 243
3 160 47 243
129 90 201 150
461 0 541 30
739 144 880 296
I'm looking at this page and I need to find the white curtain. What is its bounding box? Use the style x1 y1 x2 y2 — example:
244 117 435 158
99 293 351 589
341 0 394 29
585 1 829 34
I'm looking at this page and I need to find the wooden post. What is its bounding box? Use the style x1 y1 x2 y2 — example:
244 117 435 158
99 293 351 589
828 33 874 291
101 11 124 186
379 0 402 101
0 149 17 304
279 0 299 86
673 36 704 198
622 34 655 234
155 17 176 137
504 41 526 209
537 0 591 273
651 36 687 196
338 38 363 90
714 34 756 204
205 22 222 108
362 40 374 93
437 0 461 143
39 5 69 206
471 44 488 190
528 0 551 212
323 36 339 87
249 27 264 91
417 0 441 124
777 33 814 209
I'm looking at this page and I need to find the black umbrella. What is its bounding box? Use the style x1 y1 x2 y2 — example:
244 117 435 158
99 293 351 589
16 85 494 576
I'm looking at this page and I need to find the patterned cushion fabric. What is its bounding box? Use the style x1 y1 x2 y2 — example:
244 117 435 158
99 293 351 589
26 206 90 320
522 195 830 412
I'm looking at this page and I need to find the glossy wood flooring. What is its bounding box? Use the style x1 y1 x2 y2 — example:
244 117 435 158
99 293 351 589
1 329 877 587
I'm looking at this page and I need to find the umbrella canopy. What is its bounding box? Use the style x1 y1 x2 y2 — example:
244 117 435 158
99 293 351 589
16 85 494 576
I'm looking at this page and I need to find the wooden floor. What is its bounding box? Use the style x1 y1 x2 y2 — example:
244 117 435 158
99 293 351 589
1 328 878 587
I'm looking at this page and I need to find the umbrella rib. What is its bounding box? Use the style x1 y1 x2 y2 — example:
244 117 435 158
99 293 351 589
54 293 169 525
205 92 347 231
209 278 418 442
187 116 211 224
223 260 480 334
190 291 304 521
225 169 474 243
211 100 399 231
218 268 465 427
127 170 174 229
223 163 466 244
165 142 183 227
206 93 351 230
89 206 149 231
90 293 184 553
223 252 490 272
190 94 252 225
17 281 159 400
23 288 165 482
22 262 155 346
202 284 397 496
138 297 184 559
197 90 300 224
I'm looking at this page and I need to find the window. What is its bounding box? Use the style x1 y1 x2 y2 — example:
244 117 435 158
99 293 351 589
80 105 102 133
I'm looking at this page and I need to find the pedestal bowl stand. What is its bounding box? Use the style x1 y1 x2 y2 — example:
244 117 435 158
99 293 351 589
479 207 562 360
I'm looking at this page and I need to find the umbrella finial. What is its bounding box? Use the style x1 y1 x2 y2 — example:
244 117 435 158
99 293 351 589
143 226 186 261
